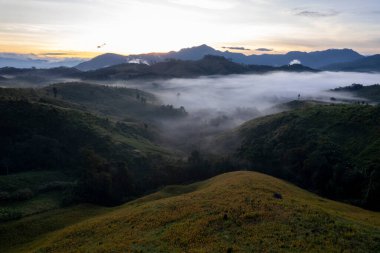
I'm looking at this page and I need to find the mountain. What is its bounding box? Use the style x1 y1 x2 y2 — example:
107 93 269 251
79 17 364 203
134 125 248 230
75 45 364 71
1 171 379 253
80 55 316 80
323 54 380 72
165 44 226 60
215 102 380 210
245 49 364 68
0 56 316 85
75 53 129 71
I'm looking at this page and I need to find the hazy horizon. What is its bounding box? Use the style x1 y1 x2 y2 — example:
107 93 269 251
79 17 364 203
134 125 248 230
1 0 379 58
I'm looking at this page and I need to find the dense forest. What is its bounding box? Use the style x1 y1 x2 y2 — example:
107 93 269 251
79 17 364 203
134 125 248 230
232 101 380 210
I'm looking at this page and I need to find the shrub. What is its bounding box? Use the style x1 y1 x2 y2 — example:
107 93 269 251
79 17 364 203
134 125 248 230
11 188 34 201
37 181 75 193
0 191 11 202
0 208 22 222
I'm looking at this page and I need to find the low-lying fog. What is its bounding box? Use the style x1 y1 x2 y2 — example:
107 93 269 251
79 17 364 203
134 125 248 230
113 71 380 151
121 71 379 112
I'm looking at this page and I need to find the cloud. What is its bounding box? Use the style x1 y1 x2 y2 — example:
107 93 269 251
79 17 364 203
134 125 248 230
294 9 339 18
289 59 301 65
255 48 273 52
222 46 250 51
40 52 70 56
109 71 380 151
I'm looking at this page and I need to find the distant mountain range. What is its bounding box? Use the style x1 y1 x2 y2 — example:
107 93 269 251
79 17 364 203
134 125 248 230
0 55 316 85
323 54 380 72
1 45 379 77
79 55 317 80
0 53 84 69
75 44 365 71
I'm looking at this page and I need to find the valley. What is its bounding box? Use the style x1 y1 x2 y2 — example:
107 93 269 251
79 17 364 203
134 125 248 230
0 61 379 253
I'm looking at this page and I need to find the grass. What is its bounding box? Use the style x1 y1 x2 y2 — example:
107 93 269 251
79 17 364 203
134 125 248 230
0 205 109 253
0 171 75 221
0 171 70 192
1 171 379 252
0 192 62 217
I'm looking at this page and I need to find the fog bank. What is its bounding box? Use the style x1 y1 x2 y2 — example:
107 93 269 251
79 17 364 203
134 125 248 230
113 71 380 151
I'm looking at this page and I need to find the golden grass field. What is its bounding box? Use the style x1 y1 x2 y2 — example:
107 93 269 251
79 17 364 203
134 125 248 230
1 171 379 253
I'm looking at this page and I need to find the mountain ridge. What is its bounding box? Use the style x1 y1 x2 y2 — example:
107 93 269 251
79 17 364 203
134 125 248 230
75 45 364 71
323 54 380 72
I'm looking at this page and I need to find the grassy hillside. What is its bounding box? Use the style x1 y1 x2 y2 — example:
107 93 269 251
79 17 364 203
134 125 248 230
1 171 379 252
230 102 380 210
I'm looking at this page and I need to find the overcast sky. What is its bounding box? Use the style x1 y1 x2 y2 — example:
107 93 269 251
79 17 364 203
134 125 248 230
0 0 379 57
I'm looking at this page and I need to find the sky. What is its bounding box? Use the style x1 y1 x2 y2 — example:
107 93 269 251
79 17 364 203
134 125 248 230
0 0 379 58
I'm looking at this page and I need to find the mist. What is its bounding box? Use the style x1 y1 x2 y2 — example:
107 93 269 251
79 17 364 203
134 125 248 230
111 71 380 152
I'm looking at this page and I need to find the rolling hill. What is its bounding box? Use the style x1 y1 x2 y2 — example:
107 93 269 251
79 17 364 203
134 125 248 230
1 171 379 252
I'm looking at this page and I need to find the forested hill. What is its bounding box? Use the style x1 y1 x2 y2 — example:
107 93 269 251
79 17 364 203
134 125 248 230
217 102 380 210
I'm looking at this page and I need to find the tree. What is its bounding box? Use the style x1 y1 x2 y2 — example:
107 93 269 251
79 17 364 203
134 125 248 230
53 87 58 98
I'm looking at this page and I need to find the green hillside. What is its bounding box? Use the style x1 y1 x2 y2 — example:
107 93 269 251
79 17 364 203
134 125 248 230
1 171 379 253
332 84 380 103
229 102 380 210
43 82 187 120
0 84 188 218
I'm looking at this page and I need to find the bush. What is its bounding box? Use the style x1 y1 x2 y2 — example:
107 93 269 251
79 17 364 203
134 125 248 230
0 191 11 202
11 188 34 201
37 181 75 193
0 208 22 222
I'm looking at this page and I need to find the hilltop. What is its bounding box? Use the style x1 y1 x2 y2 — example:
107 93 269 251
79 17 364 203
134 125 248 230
1 171 379 252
